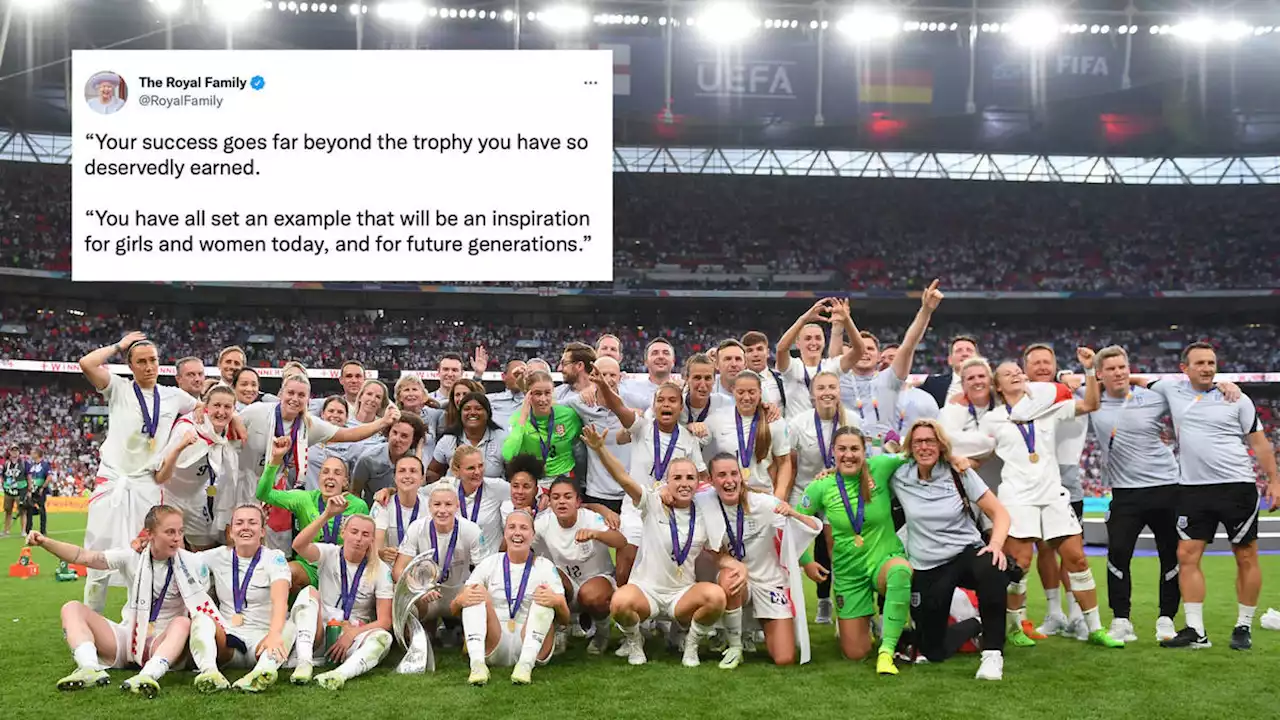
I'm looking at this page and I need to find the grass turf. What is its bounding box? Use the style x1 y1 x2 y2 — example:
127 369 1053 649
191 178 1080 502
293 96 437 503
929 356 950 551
1 512 1276 720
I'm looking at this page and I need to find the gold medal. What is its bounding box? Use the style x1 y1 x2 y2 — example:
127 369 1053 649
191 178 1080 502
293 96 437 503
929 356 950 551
741 466 751 481
148 437 156 452
854 535 864 548
205 486 217 498
1029 452 1040 464
676 567 684 580
147 622 155 636
230 613 244 626
507 620 517 633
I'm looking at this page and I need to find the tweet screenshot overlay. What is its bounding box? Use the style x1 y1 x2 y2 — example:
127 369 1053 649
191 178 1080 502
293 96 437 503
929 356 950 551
71 50 613 283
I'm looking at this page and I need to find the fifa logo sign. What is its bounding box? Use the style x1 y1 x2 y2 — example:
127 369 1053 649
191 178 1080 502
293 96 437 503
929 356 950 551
695 60 796 99
1057 55 1109 76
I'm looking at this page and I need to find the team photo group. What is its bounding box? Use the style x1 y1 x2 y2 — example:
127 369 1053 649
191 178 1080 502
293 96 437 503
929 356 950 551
19 284 1280 697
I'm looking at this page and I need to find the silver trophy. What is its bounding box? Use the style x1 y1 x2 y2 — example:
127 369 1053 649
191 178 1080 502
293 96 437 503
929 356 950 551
392 555 441 674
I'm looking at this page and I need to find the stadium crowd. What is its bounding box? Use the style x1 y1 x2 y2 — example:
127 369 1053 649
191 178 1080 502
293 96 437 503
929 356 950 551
3 304 1279 375
3 162 1279 291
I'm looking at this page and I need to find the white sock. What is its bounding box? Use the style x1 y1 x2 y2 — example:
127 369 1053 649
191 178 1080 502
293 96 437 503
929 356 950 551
691 620 716 641
140 657 170 680
1237 604 1256 629
1067 593 1083 621
1185 602 1205 635
72 641 103 671
517 605 556 667
290 593 319 665
723 608 744 649
336 630 391 680
1006 608 1023 633
1083 607 1102 633
592 617 610 639
618 617 642 642
253 621 296 673
461 604 488 668
188 615 219 673
1044 588 1061 615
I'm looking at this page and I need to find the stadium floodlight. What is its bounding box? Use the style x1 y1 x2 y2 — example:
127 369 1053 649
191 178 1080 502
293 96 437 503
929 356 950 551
206 0 264 23
151 0 183 15
1008 9 1059 47
539 5 589 30
375 0 427 23
13 0 56 11
696 3 759 44
836 9 900 41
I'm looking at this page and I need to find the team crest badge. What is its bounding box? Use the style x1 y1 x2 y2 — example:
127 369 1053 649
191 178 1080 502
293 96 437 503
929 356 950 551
835 595 845 609
801 495 812 509
555 424 566 436
1177 516 1188 529
910 592 921 608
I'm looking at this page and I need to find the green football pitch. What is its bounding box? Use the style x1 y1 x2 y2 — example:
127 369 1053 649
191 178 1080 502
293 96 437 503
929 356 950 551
1 512 1276 720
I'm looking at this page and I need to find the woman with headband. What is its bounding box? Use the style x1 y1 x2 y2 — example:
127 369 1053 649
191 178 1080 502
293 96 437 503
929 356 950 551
79 332 199 614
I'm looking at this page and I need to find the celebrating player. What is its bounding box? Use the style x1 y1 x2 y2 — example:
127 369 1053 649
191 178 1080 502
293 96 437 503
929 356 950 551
502 370 585 490
703 371 791 495
534 476 625 655
700 454 822 667
795 426 913 675
454 509 568 685
257 436 370 592
983 349 1123 649
290 497 394 689
79 333 199 613
152 385 240 551
583 425 727 668
186 504 297 693
28 505 203 697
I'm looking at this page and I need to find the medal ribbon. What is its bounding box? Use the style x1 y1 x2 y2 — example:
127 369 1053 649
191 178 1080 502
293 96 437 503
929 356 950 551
431 522 460 583
1005 404 1037 458
719 500 746 560
685 394 709 424
133 382 161 439
339 557 368 621
231 547 263 616
668 503 696 567
503 553 536 624
149 558 174 623
735 412 760 468
395 495 419 541
813 410 836 469
318 495 342 543
652 421 679 481
458 483 483 524
274 404 303 479
531 415 552 462
835 472 866 537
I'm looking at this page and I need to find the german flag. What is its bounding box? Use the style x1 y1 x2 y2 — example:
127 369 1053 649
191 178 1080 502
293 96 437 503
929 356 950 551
858 69 933 105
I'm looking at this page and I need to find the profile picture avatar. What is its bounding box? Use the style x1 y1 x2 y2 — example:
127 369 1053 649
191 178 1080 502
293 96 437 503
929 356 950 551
85 71 127 115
